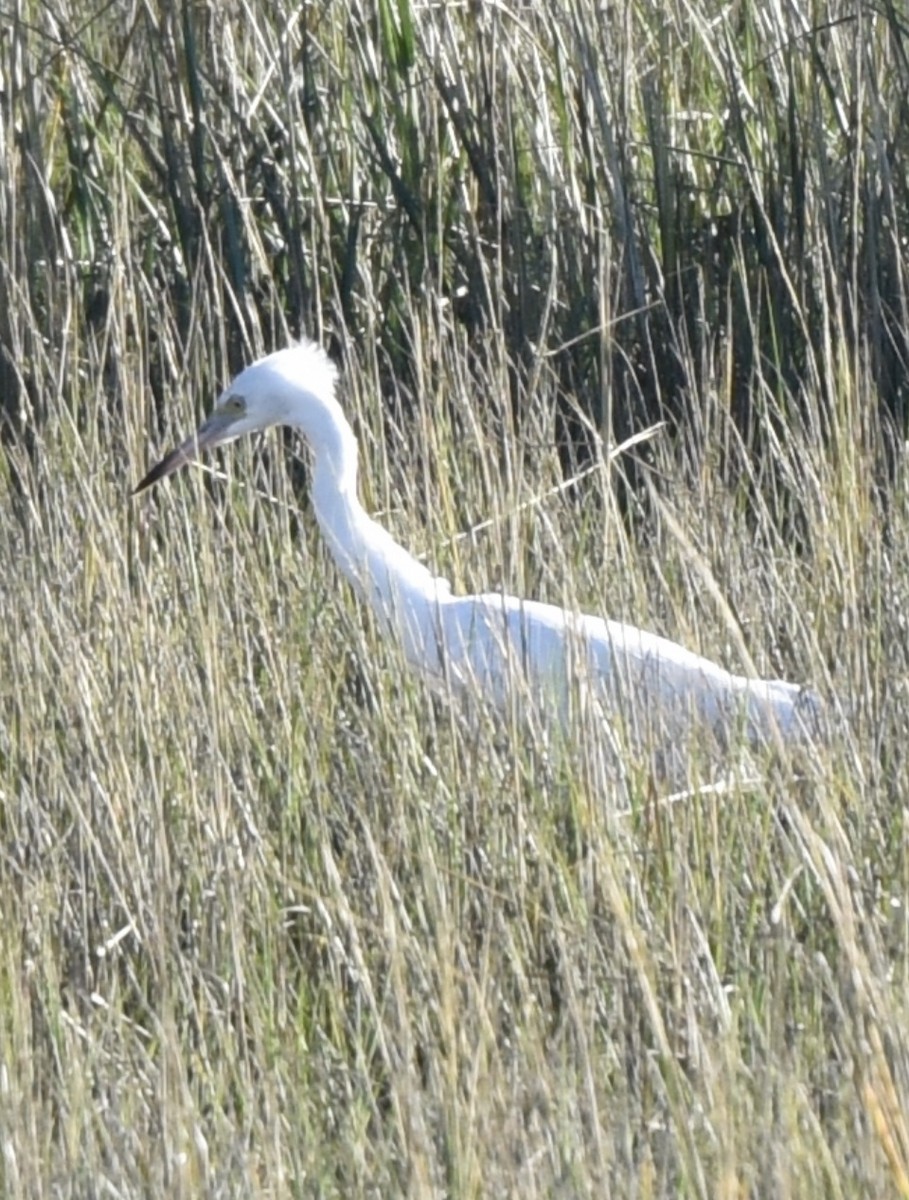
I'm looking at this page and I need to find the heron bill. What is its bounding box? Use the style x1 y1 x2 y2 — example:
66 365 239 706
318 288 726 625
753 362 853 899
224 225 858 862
133 410 240 493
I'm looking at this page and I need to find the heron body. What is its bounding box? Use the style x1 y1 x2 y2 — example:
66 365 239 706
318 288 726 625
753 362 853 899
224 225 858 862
136 340 822 757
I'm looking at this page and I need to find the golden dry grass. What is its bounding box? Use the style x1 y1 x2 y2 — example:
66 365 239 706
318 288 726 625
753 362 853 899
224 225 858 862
1 2 908 1196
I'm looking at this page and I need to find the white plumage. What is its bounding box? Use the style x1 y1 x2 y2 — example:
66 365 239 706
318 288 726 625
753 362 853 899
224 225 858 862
136 340 823 759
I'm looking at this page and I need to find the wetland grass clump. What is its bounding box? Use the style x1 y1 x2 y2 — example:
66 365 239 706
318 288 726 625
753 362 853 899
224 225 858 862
1 2 907 1194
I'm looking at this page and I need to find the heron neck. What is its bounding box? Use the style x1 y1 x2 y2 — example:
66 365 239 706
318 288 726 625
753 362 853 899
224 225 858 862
305 417 446 623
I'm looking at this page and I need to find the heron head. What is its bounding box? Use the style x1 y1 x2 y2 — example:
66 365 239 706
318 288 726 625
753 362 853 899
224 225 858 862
133 356 298 492
134 342 340 493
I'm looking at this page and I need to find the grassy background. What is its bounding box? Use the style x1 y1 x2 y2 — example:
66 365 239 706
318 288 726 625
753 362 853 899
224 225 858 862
1 0 908 1195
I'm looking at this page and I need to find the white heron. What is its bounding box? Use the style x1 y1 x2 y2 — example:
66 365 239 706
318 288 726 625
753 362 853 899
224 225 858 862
135 339 823 761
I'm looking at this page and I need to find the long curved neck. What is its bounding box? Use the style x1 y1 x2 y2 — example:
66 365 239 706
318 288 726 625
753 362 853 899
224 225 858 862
296 400 446 624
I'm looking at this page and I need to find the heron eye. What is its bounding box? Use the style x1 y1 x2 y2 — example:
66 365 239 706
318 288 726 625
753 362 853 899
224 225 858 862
224 394 245 414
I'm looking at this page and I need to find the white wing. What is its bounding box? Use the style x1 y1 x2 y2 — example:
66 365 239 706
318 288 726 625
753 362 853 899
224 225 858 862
391 589 821 751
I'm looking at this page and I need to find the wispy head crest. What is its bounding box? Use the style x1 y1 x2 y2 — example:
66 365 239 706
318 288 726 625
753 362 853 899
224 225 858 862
290 336 339 385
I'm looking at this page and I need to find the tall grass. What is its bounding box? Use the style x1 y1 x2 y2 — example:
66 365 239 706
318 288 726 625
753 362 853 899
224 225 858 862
1 0 907 1195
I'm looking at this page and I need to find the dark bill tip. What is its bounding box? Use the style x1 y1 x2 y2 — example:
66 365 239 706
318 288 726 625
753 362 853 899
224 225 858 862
133 442 194 494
